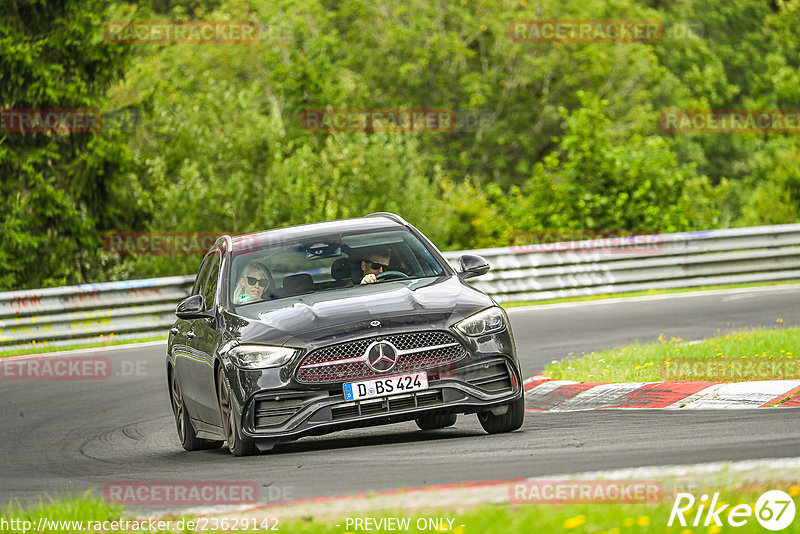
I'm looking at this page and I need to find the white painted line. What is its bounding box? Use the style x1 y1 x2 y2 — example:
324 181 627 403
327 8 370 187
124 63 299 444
0 340 167 361
516 456 800 483
551 382 652 412
505 283 800 313
669 380 800 409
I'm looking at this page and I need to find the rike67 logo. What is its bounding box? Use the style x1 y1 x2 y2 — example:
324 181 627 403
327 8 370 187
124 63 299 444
669 490 796 531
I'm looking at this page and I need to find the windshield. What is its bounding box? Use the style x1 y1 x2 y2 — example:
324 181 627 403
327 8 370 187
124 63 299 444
229 228 446 306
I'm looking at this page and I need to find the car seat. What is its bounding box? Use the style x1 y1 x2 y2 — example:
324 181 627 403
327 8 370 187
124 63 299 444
281 273 314 295
330 258 362 285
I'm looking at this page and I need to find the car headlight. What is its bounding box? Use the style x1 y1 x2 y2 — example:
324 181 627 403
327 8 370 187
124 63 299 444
455 307 507 337
227 345 298 369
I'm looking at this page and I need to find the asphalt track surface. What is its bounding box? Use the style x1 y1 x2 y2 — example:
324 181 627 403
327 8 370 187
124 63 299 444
2 286 799 511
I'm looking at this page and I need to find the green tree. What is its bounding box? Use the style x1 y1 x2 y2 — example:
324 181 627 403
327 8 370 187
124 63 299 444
500 92 720 236
113 18 450 277
0 0 133 290
654 0 800 192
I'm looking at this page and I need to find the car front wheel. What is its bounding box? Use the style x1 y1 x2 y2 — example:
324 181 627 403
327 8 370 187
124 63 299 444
216 366 257 457
415 413 457 430
477 397 525 434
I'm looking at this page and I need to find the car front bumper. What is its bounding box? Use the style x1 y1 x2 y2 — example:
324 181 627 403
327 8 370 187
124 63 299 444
239 355 522 444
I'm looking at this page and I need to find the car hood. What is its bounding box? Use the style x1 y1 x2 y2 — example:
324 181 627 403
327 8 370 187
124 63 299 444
224 276 493 346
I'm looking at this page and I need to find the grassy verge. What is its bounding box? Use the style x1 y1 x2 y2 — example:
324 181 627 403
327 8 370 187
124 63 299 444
3 483 799 533
240 484 798 534
0 493 126 532
0 335 166 358
544 327 800 383
501 280 800 308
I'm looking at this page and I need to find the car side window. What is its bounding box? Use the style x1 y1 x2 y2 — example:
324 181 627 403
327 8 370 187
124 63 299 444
202 252 221 311
191 255 212 296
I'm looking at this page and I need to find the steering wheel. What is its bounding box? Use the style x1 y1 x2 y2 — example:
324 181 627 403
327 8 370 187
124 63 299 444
376 270 409 281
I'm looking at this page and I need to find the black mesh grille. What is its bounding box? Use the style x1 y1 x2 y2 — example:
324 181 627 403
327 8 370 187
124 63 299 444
330 389 445 421
253 398 305 428
252 392 325 429
297 331 467 383
462 360 514 393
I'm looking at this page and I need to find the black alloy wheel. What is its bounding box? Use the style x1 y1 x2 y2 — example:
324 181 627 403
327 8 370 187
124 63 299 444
170 369 222 451
216 366 257 456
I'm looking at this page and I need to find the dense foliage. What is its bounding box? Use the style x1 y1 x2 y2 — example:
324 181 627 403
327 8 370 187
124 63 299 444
0 0 133 288
2 0 799 288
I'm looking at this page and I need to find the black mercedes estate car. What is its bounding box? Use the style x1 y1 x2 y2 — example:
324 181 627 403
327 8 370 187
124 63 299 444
167 213 524 456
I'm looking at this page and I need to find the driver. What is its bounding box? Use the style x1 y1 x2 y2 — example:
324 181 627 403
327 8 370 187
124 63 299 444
359 246 392 284
233 262 274 304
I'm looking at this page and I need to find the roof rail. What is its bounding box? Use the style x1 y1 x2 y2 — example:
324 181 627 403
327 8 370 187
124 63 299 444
365 212 408 225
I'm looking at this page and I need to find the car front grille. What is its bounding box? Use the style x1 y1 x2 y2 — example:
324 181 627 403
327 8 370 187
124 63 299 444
330 389 445 421
296 331 467 383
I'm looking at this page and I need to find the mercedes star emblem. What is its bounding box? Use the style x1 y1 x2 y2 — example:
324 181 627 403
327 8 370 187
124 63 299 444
365 341 398 373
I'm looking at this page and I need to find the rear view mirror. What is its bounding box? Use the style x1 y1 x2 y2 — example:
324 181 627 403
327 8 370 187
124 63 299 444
305 242 342 259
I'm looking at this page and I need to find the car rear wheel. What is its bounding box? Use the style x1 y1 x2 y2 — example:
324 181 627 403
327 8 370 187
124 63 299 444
477 397 525 434
169 370 223 451
216 366 257 457
415 413 457 430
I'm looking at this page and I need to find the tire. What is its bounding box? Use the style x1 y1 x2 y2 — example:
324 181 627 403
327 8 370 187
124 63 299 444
216 366 257 457
477 397 525 434
169 370 223 451
415 413 457 430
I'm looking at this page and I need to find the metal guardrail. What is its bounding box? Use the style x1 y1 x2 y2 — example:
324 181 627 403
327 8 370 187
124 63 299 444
1 224 798 352
441 224 800 302
0 276 194 352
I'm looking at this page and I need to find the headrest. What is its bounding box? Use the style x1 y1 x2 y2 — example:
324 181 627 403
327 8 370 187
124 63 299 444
331 258 353 280
282 273 314 294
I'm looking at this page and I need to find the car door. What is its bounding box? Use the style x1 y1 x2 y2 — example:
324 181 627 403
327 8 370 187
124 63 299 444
173 251 215 421
187 249 225 424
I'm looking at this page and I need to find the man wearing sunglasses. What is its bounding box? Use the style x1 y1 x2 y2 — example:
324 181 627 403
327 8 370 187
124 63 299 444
359 246 392 285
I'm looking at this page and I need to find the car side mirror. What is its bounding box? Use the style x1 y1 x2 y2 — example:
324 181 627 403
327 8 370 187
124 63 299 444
458 254 490 280
176 295 214 320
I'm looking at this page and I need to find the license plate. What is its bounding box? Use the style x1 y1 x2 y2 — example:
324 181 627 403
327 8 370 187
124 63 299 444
343 372 428 401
